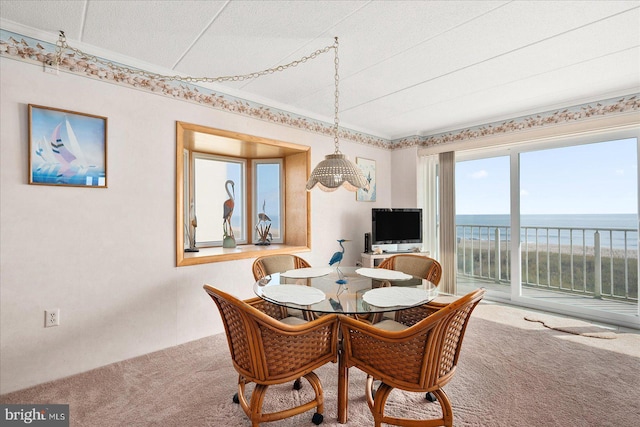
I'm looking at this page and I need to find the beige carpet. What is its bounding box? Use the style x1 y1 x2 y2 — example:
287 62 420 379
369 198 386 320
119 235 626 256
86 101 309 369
2 303 639 426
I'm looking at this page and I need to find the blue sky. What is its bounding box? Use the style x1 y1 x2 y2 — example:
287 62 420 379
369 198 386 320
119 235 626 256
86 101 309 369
31 106 106 168
255 163 281 223
456 138 638 215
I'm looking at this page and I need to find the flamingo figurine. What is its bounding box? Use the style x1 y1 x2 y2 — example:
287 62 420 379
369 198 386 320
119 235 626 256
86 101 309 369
222 180 235 242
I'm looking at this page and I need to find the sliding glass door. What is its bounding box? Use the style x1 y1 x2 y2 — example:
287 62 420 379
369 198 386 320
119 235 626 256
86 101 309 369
456 155 511 300
453 132 639 327
517 138 638 321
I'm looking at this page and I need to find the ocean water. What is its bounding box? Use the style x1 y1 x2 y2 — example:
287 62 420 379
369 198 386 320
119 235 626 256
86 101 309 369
457 214 637 229
456 214 638 250
31 168 106 186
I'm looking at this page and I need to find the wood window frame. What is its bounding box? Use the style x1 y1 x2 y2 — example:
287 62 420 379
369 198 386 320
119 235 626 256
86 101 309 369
176 122 311 266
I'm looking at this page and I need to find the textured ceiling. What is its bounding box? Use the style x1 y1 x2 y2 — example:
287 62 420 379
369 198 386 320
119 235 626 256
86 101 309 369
1 0 639 140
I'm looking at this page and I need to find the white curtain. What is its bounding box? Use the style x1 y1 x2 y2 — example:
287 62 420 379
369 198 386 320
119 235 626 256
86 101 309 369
417 155 439 259
438 152 456 295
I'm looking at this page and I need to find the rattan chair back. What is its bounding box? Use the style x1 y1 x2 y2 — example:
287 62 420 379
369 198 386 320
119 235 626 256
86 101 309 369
339 288 485 427
377 254 442 285
252 254 314 320
252 254 311 281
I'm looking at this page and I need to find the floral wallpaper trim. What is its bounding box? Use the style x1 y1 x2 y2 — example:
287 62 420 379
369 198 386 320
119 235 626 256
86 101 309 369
390 95 639 150
1 29 637 151
0 29 388 149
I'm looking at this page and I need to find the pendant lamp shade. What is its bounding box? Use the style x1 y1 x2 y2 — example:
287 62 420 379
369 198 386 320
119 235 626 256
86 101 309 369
306 153 369 192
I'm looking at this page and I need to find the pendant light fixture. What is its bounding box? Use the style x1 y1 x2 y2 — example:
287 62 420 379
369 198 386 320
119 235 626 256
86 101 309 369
305 38 369 192
51 32 367 192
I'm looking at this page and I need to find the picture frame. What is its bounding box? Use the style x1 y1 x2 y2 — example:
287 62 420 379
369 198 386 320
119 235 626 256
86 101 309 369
28 104 107 187
356 157 376 202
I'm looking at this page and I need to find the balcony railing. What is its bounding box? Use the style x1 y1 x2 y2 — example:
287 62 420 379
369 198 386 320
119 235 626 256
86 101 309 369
456 224 638 302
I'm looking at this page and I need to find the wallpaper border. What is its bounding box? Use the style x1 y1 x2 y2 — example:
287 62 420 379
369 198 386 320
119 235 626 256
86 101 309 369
1 29 637 151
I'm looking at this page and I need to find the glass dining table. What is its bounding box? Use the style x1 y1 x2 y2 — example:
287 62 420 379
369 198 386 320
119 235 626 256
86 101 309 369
253 266 439 423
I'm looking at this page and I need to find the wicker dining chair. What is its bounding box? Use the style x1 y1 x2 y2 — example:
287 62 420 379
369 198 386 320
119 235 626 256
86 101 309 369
363 254 443 324
377 254 442 285
252 254 311 281
203 285 338 426
252 254 314 321
339 288 485 427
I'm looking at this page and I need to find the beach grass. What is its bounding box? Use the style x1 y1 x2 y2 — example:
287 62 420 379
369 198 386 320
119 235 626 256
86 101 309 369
457 244 638 300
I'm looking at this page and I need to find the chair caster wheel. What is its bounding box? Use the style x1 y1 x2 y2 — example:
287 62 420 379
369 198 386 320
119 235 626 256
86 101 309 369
232 393 239 404
293 378 302 390
425 392 437 402
312 412 323 425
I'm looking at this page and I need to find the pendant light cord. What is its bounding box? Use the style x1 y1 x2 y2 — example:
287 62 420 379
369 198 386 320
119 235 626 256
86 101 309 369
53 31 343 152
53 30 339 86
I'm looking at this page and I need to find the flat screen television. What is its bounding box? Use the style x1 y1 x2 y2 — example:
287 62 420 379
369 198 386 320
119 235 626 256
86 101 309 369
371 208 423 245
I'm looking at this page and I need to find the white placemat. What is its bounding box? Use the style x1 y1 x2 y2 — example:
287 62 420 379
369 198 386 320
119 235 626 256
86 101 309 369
356 268 412 281
262 285 326 305
280 267 333 279
363 287 432 308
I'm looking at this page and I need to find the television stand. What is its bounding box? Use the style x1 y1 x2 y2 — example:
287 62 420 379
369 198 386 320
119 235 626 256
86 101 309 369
360 251 430 268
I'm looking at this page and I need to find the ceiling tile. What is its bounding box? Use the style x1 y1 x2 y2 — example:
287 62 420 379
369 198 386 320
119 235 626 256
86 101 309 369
1 0 638 139
82 1 228 69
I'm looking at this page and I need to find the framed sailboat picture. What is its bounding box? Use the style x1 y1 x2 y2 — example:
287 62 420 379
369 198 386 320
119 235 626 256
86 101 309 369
356 157 376 202
28 105 107 187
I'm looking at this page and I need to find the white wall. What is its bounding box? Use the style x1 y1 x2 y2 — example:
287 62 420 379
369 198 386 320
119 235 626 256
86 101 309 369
390 146 420 207
0 57 394 393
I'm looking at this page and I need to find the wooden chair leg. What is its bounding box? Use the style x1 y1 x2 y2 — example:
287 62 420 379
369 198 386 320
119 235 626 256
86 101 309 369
236 377 251 415
249 384 268 426
371 381 393 427
236 373 325 426
365 375 378 408
367 379 454 427
433 388 453 427
304 371 325 416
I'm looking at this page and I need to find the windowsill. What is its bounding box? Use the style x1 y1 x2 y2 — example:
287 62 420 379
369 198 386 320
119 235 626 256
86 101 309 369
177 244 311 266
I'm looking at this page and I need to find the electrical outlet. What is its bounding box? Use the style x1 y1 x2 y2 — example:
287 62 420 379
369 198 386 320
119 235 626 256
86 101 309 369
45 309 60 327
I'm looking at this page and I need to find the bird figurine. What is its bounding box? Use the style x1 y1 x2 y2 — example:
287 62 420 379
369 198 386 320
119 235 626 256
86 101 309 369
184 199 199 252
329 239 349 284
329 297 344 312
257 200 271 222
255 199 272 245
222 180 236 247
